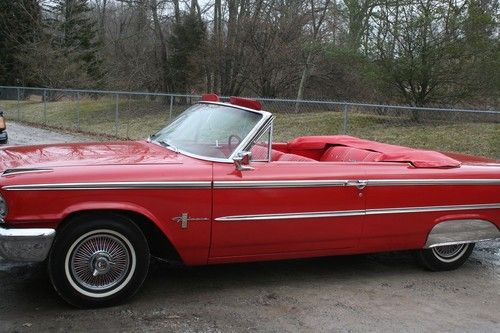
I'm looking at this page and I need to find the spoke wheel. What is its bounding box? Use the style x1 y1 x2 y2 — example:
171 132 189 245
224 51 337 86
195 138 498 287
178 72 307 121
416 242 474 271
49 214 150 308
431 244 468 263
67 230 134 297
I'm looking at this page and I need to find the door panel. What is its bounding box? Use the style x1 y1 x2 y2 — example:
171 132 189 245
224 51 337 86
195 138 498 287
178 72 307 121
211 162 366 259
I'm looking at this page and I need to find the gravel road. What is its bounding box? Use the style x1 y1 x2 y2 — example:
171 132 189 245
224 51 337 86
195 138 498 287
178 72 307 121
0 122 499 332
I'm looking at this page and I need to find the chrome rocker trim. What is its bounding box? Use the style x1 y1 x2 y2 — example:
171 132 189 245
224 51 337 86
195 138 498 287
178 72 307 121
424 219 500 248
2 181 212 191
0 227 55 262
215 203 500 222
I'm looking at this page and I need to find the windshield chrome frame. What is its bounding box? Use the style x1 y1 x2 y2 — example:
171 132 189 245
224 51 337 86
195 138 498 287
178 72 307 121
152 101 274 163
242 116 275 162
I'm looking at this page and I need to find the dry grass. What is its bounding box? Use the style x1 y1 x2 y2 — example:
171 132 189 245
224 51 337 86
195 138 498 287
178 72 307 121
1 98 498 158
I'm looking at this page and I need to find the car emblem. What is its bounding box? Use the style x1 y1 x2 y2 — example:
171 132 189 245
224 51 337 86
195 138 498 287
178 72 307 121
172 213 209 229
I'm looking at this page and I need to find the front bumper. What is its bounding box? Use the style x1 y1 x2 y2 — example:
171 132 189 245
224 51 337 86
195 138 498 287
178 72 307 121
0 227 55 261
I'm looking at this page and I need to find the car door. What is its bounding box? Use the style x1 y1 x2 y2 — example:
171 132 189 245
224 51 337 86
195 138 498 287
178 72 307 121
210 161 367 262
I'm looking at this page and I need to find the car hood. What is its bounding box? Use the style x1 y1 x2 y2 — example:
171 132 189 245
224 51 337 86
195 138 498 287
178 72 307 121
0 141 182 170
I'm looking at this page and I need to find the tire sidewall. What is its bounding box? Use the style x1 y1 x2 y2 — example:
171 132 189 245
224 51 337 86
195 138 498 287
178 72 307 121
418 243 475 271
48 214 150 308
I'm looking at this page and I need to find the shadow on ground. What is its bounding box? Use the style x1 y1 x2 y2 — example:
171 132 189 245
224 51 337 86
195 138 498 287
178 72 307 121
0 241 498 332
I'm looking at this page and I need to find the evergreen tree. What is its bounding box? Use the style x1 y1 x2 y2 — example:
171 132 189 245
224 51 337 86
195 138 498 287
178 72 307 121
462 0 499 102
0 0 40 85
50 0 102 83
167 13 206 93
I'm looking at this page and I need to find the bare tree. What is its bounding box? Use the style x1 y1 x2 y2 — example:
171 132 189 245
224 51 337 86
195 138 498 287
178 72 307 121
295 0 331 109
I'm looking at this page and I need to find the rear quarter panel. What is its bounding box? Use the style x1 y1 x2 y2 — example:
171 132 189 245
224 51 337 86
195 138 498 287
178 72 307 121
361 163 500 252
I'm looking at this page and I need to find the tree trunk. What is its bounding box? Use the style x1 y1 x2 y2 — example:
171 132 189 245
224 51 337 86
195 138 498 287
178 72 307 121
150 0 169 92
295 53 311 112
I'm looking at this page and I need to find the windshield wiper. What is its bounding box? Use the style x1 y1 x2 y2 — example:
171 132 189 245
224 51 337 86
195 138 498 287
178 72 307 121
155 139 179 153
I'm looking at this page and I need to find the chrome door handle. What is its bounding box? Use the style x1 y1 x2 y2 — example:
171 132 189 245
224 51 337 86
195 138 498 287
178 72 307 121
347 180 367 190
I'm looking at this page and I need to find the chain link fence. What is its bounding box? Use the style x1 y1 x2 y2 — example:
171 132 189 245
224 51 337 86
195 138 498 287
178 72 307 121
0 86 498 158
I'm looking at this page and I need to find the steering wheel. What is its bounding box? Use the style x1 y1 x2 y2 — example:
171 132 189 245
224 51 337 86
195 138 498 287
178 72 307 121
228 134 242 152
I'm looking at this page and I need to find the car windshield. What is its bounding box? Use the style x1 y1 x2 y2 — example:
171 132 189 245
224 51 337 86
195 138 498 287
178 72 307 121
150 103 263 159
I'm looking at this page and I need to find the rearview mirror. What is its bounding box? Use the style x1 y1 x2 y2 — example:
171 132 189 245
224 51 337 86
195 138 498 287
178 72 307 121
233 151 254 171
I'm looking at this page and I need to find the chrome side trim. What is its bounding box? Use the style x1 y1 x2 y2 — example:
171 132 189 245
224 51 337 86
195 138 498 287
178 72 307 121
214 178 500 189
365 203 500 216
8 178 496 191
367 179 500 186
2 181 212 191
215 203 500 222
2 168 53 177
214 180 349 189
424 219 500 248
0 227 56 262
215 209 365 221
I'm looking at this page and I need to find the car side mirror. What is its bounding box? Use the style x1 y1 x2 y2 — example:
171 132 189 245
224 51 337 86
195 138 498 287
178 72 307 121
233 151 254 171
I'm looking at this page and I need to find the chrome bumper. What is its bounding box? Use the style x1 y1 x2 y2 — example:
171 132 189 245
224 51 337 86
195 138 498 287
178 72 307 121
0 227 55 262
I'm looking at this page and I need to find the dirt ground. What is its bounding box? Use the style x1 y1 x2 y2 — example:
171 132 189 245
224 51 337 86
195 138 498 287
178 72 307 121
0 122 499 332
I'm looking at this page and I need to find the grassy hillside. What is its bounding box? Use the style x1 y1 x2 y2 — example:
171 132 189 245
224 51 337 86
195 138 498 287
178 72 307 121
0 98 498 158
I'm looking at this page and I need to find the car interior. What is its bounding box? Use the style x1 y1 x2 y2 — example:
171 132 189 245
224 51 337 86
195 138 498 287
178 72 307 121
250 135 461 168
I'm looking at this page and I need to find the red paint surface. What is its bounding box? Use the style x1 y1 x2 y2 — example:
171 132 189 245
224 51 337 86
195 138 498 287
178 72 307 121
201 93 220 102
229 96 262 110
1 138 499 266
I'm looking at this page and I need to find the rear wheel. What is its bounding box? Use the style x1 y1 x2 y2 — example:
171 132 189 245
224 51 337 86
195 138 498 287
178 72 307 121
416 243 475 271
48 214 150 308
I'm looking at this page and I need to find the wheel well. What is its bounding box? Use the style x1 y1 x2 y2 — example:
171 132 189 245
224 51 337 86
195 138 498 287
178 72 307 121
59 210 183 263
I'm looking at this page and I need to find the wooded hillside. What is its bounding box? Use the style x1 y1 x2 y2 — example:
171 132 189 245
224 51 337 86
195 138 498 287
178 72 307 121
1 0 498 107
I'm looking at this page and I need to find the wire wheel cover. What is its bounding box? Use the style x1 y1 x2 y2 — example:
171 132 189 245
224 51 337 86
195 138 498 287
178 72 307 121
70 232 131 292
432 244 467 261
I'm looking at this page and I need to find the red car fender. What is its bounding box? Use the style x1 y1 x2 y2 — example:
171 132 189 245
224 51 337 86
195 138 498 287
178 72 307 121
58 201 178 252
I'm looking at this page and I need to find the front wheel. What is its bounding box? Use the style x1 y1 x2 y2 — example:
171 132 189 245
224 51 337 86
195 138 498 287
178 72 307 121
48 214 150 308
416 243 475 271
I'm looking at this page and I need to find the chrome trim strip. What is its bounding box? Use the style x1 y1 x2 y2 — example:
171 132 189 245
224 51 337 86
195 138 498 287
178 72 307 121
200 101 269 115
214 178 500 189
2 181 212 191
214 180 349 189
367 179 500 186
215 203 500 222
2 168 53 177
215 209 365 221
426 239 498 248
229 112 274 161
166 148 233 163
365 203 500 215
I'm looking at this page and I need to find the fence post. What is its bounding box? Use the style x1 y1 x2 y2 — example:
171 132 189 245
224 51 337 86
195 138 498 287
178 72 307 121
43 89 47 125
76 92 81 131
343 104 349 134
126 95 130 139
16 87 20 121
169 95 173 120
115 93 119 137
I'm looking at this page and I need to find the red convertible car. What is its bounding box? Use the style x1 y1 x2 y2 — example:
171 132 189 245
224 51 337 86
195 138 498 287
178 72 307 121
0 95 498 307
